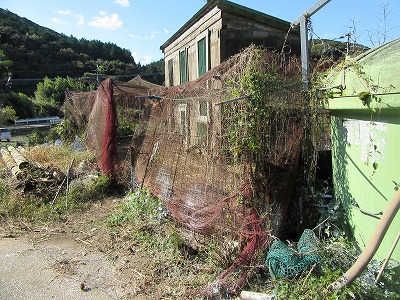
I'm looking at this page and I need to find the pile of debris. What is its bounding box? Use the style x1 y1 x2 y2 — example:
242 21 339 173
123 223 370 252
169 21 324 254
0 145 67 203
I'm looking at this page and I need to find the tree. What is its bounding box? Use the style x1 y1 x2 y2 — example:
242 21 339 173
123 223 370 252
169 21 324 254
0 49 12 86
141 59 165 85
367 2 392 47
34 76 94 108
0 106 16 125
0 91 34 120
1 8 139 95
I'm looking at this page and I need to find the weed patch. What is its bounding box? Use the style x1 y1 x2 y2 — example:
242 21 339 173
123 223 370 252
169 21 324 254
0 145 111 223
106 189 224 298
246 236 399 299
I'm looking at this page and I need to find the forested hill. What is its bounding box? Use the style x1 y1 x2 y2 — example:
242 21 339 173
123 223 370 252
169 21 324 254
0 8 163 94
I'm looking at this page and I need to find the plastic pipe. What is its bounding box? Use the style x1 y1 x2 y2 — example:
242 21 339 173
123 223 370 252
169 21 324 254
375 231 400 284
328 190 400 290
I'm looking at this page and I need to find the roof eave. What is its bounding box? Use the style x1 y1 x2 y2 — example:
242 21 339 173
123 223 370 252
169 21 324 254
160 0 296 52
160 0 218 51
217 1 292 33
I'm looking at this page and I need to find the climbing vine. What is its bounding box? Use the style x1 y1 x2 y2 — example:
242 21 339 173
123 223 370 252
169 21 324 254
221 48 306 216
227 70 280 161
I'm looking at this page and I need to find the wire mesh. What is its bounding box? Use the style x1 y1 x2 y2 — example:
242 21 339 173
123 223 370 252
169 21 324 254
130 46 306 292
66 45 317 294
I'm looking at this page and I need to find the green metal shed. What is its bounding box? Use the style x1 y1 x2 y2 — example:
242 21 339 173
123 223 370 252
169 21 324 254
322 38 400 263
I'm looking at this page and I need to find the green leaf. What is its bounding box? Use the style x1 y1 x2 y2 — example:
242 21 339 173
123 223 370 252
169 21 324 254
358 91 370 106
0 59 13 68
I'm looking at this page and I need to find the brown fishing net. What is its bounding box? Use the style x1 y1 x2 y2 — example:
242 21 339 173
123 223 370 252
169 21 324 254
65 45 309 295
64 76 157 180
130 46 306 294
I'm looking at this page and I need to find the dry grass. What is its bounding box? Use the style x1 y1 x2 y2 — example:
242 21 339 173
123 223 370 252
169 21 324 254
0 143 110 222
25 144 96 169
25 144 97 171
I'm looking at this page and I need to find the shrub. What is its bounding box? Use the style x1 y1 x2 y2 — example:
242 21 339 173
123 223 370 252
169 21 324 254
107 188 169 226
256 236 400 299
66 175 110 209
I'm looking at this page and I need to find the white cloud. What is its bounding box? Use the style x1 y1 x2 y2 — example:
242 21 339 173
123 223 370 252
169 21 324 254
89 11 123 31
51 17 69 26
163 28 169 34
57 9 71 15
132 51 153 65
114 0 130 7
132 51 139 63
74 14 85 25
55 9 85 26
129 30 163 40
141 56 153 65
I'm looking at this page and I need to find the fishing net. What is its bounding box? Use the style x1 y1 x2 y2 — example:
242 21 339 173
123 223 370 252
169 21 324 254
64 90 96 130
64 76 157 180
131 46 306 294
266 229 321 279
65 45 320 295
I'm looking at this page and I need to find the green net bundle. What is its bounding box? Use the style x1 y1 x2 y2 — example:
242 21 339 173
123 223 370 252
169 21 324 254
266 229 321 279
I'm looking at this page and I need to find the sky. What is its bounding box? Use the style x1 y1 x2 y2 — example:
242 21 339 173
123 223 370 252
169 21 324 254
1 0 399 65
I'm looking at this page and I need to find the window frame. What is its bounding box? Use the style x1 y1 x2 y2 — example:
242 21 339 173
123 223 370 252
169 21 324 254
167 58 174 86
196 31 209 78
179 49 188 84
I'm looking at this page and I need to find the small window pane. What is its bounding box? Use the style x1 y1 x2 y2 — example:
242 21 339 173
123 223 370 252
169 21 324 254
198 37 207 77
168 59 174 86
199 101 208 116
180 110 186 135
180 50 187 84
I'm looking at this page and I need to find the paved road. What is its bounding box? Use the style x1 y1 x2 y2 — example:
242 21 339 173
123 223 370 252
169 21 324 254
0 237 129 300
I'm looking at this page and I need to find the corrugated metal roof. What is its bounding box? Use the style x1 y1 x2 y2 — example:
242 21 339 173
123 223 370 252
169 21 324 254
323 38 400 113
353 38 400 91
325 38 400 96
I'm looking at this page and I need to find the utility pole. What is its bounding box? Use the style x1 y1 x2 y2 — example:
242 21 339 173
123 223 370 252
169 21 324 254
96 63 100 84
291 0 332 90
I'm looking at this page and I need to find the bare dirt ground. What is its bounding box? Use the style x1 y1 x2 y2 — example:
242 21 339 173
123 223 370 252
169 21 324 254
0 197 155 300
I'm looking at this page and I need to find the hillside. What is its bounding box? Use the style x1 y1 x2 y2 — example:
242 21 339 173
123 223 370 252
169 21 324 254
0 8 365 96
0 8 163 94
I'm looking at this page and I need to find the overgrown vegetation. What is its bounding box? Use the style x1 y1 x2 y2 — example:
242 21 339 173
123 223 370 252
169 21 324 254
116 107 139 137
0 142 111 222
250 233 400 299
34 76 95 114
102 185 400 299
227 70 279 159
106 189 223 298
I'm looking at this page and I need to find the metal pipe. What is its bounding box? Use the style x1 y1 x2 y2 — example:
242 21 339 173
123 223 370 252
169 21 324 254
291 0 332 26
291 0 332 90
214 95 249 106
375 231 400 284
299 16 309 89
328 190 400 290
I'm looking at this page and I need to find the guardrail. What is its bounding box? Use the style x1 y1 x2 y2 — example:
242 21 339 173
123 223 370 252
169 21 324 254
14 117 62 125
